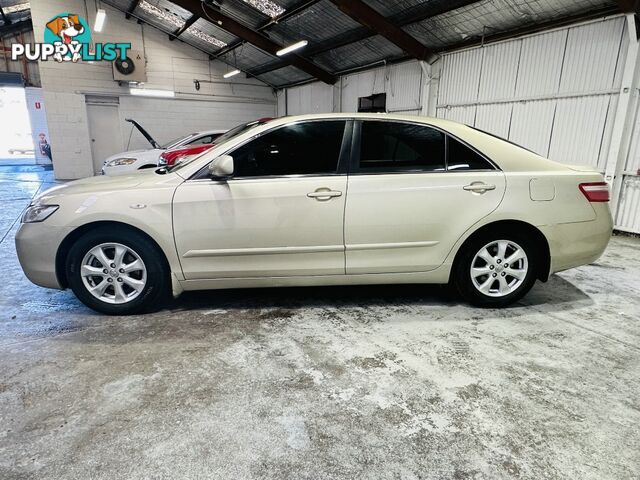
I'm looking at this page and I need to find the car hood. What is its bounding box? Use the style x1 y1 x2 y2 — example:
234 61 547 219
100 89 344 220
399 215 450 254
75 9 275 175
34 170 164 204
103 149 163 162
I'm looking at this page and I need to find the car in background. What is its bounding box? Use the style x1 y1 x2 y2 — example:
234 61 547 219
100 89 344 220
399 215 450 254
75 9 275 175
158 143 215 168
101 118 225 176
156 118 276 168
16 113 612 315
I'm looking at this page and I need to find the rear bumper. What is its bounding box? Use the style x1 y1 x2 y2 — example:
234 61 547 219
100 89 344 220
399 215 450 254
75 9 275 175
15 223 72 289
540 205 613 275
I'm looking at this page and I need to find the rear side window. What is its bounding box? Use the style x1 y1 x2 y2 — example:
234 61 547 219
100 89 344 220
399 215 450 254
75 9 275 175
231 120 346 177
359 121 445 172
447 136 494 171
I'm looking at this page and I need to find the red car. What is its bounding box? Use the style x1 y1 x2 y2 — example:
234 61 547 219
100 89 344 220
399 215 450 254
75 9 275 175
158 143 214 167
158 118 276 168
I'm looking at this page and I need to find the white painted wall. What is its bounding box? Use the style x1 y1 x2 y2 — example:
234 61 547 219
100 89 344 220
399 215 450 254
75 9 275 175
30 0 276 179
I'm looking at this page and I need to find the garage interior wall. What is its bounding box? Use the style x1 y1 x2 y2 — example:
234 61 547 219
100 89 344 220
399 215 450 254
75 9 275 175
1 30 40 87
278 15 639 234
30 0 276 180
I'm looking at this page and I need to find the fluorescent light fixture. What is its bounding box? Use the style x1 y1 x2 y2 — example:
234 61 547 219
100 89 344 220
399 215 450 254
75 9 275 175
276 40 308 57
130 88 175 98
224 69 241 79
94 9 106 32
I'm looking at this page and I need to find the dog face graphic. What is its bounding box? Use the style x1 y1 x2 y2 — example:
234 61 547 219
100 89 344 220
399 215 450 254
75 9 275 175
46 15 84 44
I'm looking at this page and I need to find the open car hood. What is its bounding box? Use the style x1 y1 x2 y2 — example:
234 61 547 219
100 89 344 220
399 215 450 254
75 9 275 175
126 118 161 149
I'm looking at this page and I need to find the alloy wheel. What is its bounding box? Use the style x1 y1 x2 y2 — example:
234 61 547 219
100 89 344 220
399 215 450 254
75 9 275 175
470 240 528 298
80 243 147 304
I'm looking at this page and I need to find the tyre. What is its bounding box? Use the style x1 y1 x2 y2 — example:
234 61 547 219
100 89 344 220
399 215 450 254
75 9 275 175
66 226 169 315
453 230 539 307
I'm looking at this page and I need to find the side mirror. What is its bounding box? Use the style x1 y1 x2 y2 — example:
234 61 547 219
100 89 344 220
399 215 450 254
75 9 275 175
208 154 234 179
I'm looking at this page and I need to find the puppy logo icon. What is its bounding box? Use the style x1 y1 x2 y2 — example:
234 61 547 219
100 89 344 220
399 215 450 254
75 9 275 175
44 13 91 62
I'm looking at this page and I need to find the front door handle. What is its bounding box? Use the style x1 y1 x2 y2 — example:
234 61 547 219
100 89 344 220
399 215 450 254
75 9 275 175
463 182 496 194
307 188 343 201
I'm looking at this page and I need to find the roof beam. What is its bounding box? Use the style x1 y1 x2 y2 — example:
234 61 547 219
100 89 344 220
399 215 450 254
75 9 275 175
0 18 32 38
248 0 481 77
170 14 198 40
328 0 437 63
170 0 336 84
126 0 141 20
212 0 321 59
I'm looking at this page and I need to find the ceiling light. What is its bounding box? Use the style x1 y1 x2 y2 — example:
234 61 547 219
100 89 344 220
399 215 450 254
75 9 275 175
94 9 106 32
130 88 175 98
276 40 308 57
224 69 241 78
243 0 285 18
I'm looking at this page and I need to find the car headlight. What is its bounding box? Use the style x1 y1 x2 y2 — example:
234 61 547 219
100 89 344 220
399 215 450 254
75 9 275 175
22 204 59 223
104 157 136 167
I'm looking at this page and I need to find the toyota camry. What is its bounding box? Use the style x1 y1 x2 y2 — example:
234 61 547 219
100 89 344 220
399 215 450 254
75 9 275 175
16 114 613 315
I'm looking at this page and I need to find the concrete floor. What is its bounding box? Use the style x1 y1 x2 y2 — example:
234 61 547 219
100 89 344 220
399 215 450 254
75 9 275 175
1 166 639 480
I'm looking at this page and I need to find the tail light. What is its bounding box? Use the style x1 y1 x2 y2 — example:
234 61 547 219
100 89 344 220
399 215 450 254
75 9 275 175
579 182 609 202
158 152 169 166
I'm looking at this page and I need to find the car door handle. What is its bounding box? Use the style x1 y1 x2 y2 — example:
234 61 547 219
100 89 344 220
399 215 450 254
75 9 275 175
463 183 496 193
307 188 343 200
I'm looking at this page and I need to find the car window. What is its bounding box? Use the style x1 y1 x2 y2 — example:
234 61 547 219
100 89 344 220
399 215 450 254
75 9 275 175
230 121 346 177
359 121 445 172
187 135 214 145
447 136 494 171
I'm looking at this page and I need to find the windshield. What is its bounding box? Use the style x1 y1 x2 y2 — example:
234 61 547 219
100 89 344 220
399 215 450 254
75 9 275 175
166 119 272 173
162 134 196 149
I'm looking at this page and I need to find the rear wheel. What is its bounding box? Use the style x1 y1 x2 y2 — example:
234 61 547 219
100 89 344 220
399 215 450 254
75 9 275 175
66 227 169 315
454 231 538 307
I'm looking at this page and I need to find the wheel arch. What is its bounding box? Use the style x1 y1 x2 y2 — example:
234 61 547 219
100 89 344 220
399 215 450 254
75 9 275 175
55 221 170 288
449 220 551 283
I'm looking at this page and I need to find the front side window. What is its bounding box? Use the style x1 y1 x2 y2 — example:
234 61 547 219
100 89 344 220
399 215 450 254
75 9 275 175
447 136 494 171
230 121 346 177
359 121 446 172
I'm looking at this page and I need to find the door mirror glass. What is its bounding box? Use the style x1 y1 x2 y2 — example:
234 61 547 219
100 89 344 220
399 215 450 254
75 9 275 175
208 154 234 178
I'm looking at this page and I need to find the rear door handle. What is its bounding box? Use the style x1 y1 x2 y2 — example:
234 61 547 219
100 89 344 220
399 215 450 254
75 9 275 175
307 188 343 201
463 183 496 193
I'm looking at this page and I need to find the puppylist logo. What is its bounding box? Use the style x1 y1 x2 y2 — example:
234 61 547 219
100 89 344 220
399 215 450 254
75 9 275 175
11 13 130 63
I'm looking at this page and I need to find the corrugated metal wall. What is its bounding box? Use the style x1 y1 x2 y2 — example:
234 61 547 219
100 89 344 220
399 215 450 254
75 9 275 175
436 17 627 170
280 61 426 116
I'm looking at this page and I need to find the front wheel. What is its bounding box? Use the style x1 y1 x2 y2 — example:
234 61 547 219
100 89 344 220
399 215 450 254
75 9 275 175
453 232 538 307
66 227 169 315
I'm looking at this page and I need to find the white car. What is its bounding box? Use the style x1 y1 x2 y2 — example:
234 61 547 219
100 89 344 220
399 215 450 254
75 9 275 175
101 119 225 175
16 113 612 315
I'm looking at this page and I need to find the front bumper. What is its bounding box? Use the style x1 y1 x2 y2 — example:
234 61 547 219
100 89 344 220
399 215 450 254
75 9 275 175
15 222 72 289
